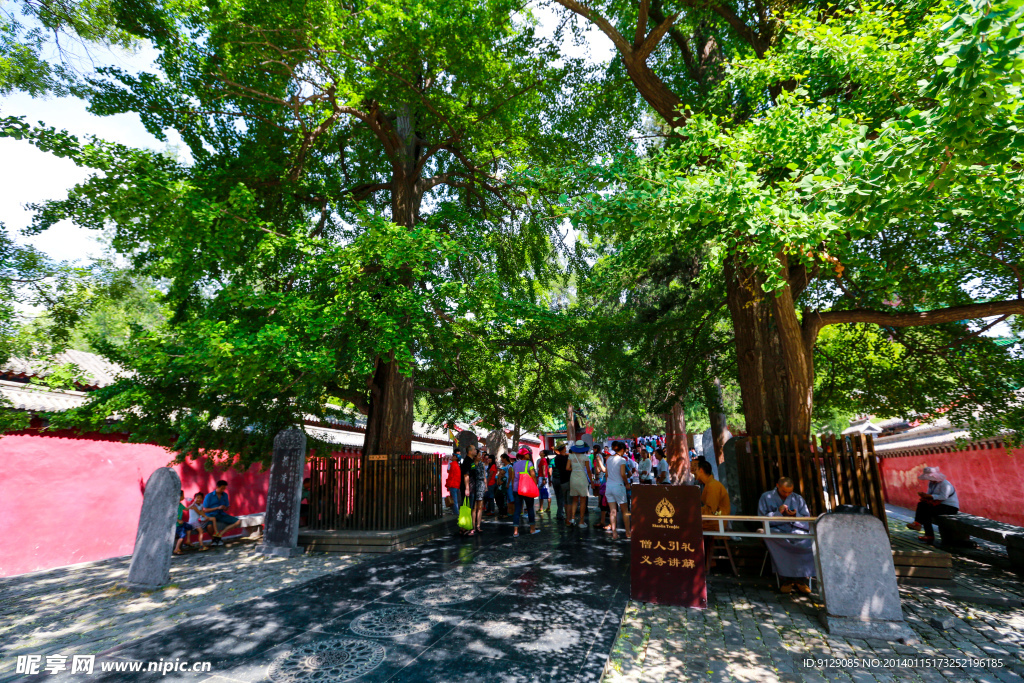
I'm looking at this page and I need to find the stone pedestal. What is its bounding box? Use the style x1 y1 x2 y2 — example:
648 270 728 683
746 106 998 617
257 429 307 558
126 468 181 589
816 511 917 642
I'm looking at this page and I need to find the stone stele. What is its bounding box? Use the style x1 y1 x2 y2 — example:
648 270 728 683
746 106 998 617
485 429 507 458
457 430 478 458
720 437 746 516
816 512 917 642
126 467 181 589
258 428 307 558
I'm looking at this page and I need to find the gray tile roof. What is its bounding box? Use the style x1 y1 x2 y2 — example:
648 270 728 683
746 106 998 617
1 349 123 388
0 380 89 413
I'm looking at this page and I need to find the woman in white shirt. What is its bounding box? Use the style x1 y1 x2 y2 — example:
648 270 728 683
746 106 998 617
637 451 653 484
604 441 631 540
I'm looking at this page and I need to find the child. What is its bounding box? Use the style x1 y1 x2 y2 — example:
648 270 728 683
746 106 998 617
173 491 193 555
537 453 551 514
186 492 217 550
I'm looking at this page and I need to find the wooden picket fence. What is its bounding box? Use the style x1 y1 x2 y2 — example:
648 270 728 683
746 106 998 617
735 433 888 526
306 452 444 531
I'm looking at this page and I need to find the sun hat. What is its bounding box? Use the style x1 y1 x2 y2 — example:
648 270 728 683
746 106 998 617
569 439 589 454
918 466 947 482
517 446 532 457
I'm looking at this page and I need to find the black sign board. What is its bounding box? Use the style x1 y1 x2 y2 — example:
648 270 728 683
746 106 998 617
630 485 707 608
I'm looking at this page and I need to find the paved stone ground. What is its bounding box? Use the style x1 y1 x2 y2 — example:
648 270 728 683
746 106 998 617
1 513 629 682
4 504 1022 683
0 539 365 681
604 506 1024 683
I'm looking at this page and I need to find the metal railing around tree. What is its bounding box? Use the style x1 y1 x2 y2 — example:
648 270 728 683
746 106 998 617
735 433 887 527
306 452 444 531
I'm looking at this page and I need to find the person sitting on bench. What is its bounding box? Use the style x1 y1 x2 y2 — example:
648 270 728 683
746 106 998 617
696 460 730 570
203 480 241 545
906 466 959 544
758 477 815 594
187 492 216 549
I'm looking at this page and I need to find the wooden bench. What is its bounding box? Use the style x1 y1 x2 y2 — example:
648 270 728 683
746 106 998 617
935 513 1024 573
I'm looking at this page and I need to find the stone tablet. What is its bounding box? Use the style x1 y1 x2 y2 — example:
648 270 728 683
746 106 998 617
816 511 917 642
258 429 307 558
721 437 746 516
126 467 180 589
485 429 507 457
456 430 478 458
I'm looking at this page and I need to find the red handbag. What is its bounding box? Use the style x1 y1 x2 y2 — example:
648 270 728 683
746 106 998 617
517 467 540 498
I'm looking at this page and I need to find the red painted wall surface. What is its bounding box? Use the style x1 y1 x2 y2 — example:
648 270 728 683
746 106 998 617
0 430 272 578
879 445 1024 527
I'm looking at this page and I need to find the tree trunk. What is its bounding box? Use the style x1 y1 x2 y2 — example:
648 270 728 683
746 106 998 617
705 377 727 465
362 106 421 457
725 257 789 437
362 353 415 455
512 423 521 454
665 401 689 483
566 404 576 443
771 256 816 437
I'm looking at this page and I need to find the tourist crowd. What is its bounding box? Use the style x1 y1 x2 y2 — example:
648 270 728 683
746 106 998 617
443 439 724 542
443 439 834 594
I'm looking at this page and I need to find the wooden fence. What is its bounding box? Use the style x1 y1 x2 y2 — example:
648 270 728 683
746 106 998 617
735 433 888 526
306 452 443 531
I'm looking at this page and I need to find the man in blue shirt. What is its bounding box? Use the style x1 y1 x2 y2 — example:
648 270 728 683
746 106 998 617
203 480 241 545
758 477 815 594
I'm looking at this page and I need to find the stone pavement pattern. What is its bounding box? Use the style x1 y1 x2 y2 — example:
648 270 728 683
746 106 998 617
5 516 631 682
0 539 365 680
604 506 1024 683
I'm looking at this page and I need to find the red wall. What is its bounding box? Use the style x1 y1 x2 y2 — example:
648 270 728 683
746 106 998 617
0 430 274 578
879 444 1024 527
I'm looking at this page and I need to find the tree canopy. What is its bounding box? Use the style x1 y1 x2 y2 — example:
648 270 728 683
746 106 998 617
554 0 1024 440
6 0 633 463
3 0 1022 454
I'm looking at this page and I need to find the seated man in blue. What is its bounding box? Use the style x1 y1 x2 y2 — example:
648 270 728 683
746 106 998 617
203 480 241 545
758 476 815 594
906 466 959 544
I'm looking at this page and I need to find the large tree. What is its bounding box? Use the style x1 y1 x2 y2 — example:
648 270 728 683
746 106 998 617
12 0 630 462
555 0 1024 438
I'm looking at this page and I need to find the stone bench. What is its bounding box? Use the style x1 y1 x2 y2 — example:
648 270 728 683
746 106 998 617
232 513 265 539
935 513 1024 573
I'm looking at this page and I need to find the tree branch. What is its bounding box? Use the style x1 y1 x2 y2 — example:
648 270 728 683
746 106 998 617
808 300 1024 337
634 0 649 47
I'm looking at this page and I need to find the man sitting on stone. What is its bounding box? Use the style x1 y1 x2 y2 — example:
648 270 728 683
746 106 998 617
758 477 815 594
203 480 241 545
906 466 959 544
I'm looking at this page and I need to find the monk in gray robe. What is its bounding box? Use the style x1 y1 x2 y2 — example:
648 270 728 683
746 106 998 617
758 477 816 594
